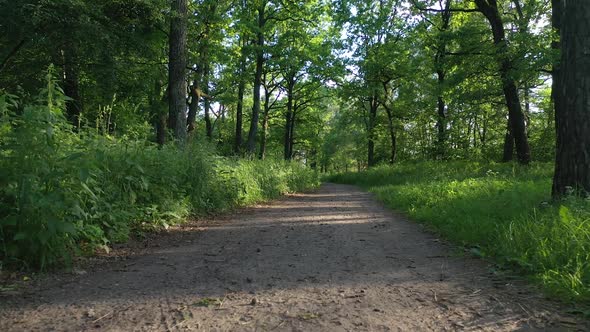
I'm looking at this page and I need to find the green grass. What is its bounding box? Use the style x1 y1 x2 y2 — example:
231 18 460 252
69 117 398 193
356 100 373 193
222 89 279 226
329 161 590 303
0 76 319 270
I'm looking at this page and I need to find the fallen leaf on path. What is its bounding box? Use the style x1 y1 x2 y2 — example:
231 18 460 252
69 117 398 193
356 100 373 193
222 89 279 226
299 312 320 320
193 297 222 307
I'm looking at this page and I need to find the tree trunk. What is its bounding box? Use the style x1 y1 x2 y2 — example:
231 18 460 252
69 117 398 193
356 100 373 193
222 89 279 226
436 94 446 157
188 24 208 137
168 0 188 143
367 93 378 167
435 0 452 159
385 107 396 164
234 37 247 153
0 38 26 74
218 105 226 146
552 1 590 197
62 40 82 129
310 148 318 169
203 62 213 139
502 119 515 162
284 76 295 160
156 113 167 146
200 11 213 140
150 80 166 146
260 92 271 160
475 0 531 164
246 4 265 154
289 109 296 158
187 78 200 136
551 0 562 147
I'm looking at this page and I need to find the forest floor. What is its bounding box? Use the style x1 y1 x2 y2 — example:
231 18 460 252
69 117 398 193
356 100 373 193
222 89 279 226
0 183 587 331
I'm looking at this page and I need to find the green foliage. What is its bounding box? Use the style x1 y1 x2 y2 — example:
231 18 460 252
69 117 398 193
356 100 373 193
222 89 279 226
0 83 318 270
499 201 590 301
329 161 590 303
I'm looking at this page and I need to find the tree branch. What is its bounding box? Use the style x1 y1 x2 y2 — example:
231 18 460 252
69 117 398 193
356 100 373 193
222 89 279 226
410 0 479 13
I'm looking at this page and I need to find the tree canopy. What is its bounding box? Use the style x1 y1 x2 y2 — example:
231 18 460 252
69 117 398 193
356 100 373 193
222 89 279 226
0 0 586 194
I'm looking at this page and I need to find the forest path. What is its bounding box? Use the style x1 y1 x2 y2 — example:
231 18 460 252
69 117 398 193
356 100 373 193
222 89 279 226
0 183 584 331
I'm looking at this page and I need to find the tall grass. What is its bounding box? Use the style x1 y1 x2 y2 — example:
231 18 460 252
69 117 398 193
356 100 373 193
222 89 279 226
329 161 590 303
0 72 319 270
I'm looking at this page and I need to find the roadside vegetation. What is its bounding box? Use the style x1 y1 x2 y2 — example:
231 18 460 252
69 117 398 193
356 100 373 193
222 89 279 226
330 162 590 303
0 78 318 270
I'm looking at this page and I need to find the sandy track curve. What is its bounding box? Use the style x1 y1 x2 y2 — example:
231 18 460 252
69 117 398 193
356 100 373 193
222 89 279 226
0 183 585 331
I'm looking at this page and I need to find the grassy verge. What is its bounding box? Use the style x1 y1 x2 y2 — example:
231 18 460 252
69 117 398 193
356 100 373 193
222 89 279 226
329 161 590 304
0 81 319 270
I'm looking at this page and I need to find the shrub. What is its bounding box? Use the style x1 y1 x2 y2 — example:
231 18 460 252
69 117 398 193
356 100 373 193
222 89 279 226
0 73 319 270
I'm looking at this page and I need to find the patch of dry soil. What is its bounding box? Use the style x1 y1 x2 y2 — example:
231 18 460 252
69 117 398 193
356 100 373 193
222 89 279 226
0 183 587 331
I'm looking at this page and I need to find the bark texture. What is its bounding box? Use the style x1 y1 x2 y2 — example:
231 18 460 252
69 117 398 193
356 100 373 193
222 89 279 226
203 61 213 139
552 1 590 197
187 78 201 136
385 107 397 165
367 92 379 167
435 0 452 159
502 120 515 162
284 74 295 160
168 0 188 142
246 4 266 154
235 38 247 153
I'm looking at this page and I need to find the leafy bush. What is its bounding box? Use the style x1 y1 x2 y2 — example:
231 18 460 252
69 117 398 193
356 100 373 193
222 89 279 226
329 161 590 303
0 74 319 270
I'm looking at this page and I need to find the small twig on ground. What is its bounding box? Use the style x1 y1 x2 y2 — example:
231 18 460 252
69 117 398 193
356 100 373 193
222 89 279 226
271 320 285 330
91 305 131 324
218 295 227 308
490 295 506 308
91 312 112 324
517 303 530 316
204 259 226 263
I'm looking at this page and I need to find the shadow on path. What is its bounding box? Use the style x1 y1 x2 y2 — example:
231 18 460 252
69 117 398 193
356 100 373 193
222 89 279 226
0 184 582 331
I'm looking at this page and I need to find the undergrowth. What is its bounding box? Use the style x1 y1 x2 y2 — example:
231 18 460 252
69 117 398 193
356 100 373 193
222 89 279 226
0 70 319 270
329 161 590 304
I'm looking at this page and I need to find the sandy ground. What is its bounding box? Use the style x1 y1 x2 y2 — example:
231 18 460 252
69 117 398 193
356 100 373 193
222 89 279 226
0 183 587 331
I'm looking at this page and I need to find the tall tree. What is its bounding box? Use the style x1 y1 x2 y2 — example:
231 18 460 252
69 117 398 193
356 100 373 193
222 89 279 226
474 0 531 164
259 70 281 159
246 2 268 154
168 0 188 142
434 0 452 159
235 35 248 153
552 1 590 197
233 0 250 153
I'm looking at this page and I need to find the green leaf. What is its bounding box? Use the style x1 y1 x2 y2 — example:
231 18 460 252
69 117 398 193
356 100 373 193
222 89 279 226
559 206 572 224
81 182 97 199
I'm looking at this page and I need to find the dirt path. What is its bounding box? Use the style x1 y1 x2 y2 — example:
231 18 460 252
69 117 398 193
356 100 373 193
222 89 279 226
0 184 586 331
